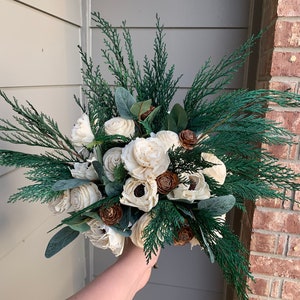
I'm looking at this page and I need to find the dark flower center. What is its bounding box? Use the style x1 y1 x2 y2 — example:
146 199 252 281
134 184 145 197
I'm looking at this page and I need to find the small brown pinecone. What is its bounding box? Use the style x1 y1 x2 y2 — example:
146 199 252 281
174 225 194 246
179 129 197 150
98 203 123 226
156 170 179 194
140 105 155 120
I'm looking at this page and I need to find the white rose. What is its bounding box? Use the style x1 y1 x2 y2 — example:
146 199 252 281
71 162 98 181
71 113 95 147
120 177 158 212
154 130 181 151
70 182 101 211
104 117 135 138
201 152 226 185
48 190 71 214
85 219 125 256
121 137 170 180
167 172 211 203
103 147 123 181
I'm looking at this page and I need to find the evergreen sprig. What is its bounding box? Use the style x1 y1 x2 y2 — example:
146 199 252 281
0 91 80 161
184 33 262 118
0 150 72 203
78 46 117 137
190 209 253 300
143 200 185 262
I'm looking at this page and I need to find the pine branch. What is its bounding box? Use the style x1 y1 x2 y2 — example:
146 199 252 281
0 91 81 161
92 12 129 89
190 210 253 300
78 46 117 137
184 33 261 117
143 200 185 262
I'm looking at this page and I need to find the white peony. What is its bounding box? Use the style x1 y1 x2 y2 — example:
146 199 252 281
71 162 98 181
102 147 123 181
120 177 158 212
104 117 135 138
48 190 71 214
71 113 95 147
201 152 227 185
85 219 125 256
70 182 101 211
121 137 170 180
167 172 211 203
154 130 181 151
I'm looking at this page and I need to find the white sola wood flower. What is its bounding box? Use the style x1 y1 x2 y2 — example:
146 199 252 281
48 190 71 214
70 182 101 211
71 113 95 147
120 177 158 212
168 172 211 203
201 152 227 185
153 130 180 151
84 219 125 256
104 117 135 138
102 147 123 181
70 161 98 181
121 137 170 180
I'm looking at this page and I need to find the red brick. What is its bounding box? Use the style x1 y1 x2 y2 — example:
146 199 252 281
271 52 300 77
250 232 277 253
268 81 298 93
247 277 270 296
256 197 283 209
270 278 282 297
274 21 300 48
282 280 300 299
277 0 300 17
276 235 288 255
266 110 300 134
287 236 300 257
250 255 300 278
253 209 300 234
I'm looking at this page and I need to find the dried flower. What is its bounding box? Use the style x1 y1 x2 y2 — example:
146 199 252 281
179 129 197 150
99 203 123 225
174 224 194 246
156 170 179 194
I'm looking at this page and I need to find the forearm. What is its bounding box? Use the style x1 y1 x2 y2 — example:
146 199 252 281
68 241 159 300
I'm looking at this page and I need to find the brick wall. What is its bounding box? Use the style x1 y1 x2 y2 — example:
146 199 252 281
245 0 300 299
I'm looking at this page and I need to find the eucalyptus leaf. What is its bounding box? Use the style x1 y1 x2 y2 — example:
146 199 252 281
197 195 236 216
130 99 152 118
45 226 79 258
115 87 136 119
168 103 188 132
199 225 215 263
64 215 90 233
105 181 123 197
144 106 160 123
92 160 105 179
52 178 90 191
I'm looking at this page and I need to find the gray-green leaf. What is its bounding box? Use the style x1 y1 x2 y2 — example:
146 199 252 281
52 178 90 191
197 195 236 216
115 87 136 119
45 226 79 258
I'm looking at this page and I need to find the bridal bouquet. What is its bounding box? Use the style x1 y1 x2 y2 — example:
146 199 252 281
1 13 299 299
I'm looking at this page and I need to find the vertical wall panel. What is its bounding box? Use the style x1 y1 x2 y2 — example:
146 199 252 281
0 1 85 299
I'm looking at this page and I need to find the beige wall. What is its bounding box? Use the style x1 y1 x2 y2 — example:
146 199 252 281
0 1 85 299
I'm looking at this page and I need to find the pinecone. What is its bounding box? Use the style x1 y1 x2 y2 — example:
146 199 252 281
98 203 123 226
156 170 179 194
179 129 197 150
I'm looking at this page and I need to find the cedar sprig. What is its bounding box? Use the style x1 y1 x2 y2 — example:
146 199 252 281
0 90 80 161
